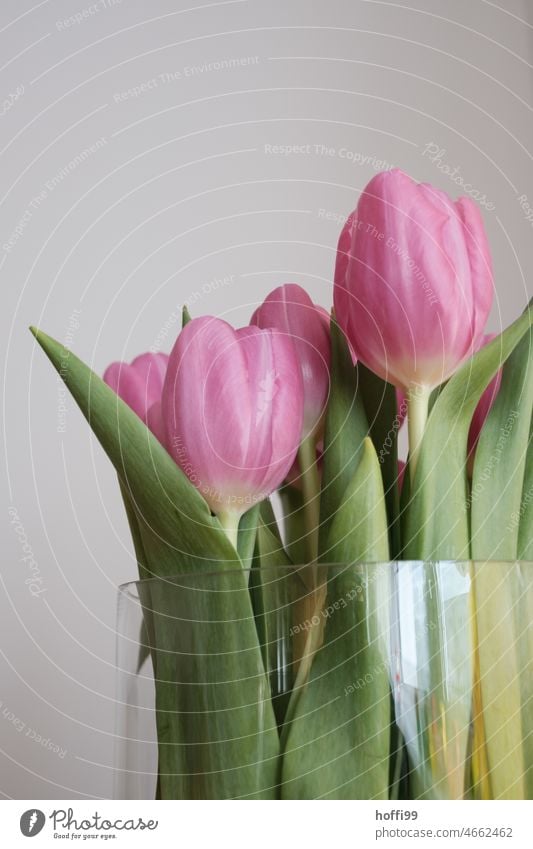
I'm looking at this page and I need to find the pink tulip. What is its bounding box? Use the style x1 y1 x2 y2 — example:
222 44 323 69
103 353 169 430
334 169 493 393
251 284 330 439
161 316 304 541
467 334 502 458
334 169 493 478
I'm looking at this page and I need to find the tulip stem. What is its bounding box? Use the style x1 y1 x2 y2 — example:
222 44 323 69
407 384 431 484
217 510 240 551
298 436 320 566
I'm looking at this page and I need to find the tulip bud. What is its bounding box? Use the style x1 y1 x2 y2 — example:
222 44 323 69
334 169 493 391
103 353 169 434
162 316 304 545
251 284 330 440
334 169 493 477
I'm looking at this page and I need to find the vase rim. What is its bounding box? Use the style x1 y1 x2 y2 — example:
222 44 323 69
118 559 533 595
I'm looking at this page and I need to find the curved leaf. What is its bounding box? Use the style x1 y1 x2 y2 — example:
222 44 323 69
281 440 391 799
319 318 368 558
403 305 533 560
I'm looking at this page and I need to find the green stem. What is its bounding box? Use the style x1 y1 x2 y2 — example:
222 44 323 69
298 436 320 564
407 384 431 484
217 510 240 550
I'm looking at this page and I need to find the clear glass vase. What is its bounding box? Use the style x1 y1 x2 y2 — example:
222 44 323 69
114 562 533 800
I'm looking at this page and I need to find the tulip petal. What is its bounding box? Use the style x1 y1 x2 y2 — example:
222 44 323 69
163 316 304 515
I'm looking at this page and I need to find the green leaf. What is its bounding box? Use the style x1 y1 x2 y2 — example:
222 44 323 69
251 517 307 728
30 326 238 572
326 438 391 563
403 305 533 560
357 364 403 558
30 327 281 799
237 504 260 570
141 574 281 799
469 330 533 800
518 417 533 560
470 562 530 799
319 318 368 558
258 498 283 544
471 330 533 559
401 306 532 800
281 439 391 799
278 484 308 565
182 305 192 327
118 479 153 674
118 478 151 580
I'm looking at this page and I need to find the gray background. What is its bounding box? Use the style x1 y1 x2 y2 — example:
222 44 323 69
1 0 532 799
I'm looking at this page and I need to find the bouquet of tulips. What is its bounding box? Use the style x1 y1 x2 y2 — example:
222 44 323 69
32 169 533 799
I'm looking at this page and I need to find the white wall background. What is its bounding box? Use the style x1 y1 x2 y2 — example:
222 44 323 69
1 0 533 799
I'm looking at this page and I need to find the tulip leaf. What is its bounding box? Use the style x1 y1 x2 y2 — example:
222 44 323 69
118 478 151 580
357 364 402 558
259 497 283 544
279 484 307 565
250 516 310 727
140 574 281 799
469 563 528 799
471 329 533 560
325 438 390 563
281 439 391 799
30 327 281 799
237 504 260 570
319 317 368 559
403 304 533 560
182 305 192 327
470 331 533 800
401 305 532 800
118 479 153 674
30 327 239 571
518 417 533 560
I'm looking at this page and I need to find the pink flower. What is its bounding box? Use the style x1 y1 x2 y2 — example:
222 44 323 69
333 169 493 393
467 333 502 457
104 353 169 432
251 284 330 439
161 317 304 527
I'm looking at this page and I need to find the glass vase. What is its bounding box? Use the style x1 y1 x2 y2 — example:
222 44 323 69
114 561 533 800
